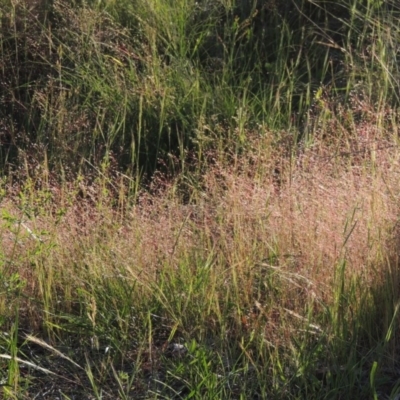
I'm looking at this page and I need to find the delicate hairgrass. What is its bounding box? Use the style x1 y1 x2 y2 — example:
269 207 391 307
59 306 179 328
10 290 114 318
2 0 400 398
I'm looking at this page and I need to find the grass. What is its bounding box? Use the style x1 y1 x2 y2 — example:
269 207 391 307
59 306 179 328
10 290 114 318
2 129 400 398
1 0 400 398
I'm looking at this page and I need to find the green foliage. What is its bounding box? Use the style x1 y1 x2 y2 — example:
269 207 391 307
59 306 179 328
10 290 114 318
1 0 400 398
1 0 399 177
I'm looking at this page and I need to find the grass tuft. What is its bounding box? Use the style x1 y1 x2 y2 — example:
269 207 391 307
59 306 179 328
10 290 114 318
2 0 400 398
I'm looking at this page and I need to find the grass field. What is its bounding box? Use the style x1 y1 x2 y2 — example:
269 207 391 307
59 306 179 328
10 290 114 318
2 0 400 398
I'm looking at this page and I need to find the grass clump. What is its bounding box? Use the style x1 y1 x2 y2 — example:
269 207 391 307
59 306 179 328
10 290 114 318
2 128 400 398
2 0 400 399
1 0 399 175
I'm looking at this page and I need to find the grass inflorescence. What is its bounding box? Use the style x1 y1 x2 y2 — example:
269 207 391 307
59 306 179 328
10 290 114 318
2 0 400 398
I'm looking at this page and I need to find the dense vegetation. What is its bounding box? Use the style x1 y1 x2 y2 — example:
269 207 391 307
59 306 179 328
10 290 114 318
1 0 400 398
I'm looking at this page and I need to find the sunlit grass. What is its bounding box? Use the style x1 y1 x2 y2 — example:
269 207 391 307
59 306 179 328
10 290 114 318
1 123 400 397
1 0 400 398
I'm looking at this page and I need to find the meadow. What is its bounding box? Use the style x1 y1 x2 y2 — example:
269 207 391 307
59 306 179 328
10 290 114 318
1 0 400 398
